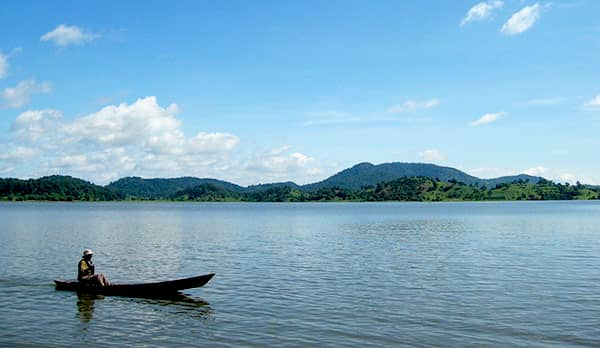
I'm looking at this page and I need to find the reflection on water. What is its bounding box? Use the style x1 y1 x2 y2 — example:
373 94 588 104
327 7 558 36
131 294 213 320
2 202 600 346
75 292 212 324
76 293 102 323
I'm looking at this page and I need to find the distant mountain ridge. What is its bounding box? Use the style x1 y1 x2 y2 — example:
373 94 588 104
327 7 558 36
303 162 542 191
106 162 543 198
1 163 593 202
107 176 244 199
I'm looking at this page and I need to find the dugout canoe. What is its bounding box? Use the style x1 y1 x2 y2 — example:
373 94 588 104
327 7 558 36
54 273 215 297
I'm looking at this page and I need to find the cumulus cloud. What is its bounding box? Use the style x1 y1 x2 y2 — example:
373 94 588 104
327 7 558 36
61 97 239 159
461 1 504 27
2 79 51 109
41 24 98 46
11 109 63 142
418 149 446 162
469 112 505 126
3 96 324 185
387 99 440 114
583 95 600 110
501 4 542 35
247 145 313 174
524 166 548 176
0 53 7 78
4 97 241 183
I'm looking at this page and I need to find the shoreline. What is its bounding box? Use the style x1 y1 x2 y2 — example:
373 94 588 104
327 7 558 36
1 198 598 204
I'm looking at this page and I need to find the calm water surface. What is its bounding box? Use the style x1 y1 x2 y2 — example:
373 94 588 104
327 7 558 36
1 201 599 347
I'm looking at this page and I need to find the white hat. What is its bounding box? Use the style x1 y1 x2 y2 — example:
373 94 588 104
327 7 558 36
83 249 94 256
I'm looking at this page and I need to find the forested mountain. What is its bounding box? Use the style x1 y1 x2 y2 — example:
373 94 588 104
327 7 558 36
167 177 598 202
106 162 544 199
107 176 244 199
1 162 587 202
303 162 541 191
244 181 301 193
0 175 122 201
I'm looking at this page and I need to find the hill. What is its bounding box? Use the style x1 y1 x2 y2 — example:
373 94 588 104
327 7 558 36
167 177 598 202
0 175 122 201
303 162 542 191
244 181 301 193
0 162 557 201
2 173 597 202
107 176 244 199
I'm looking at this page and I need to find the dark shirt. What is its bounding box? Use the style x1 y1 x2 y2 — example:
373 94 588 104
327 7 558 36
78 259 95 281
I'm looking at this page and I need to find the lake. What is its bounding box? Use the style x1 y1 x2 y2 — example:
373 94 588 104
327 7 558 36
1 201 599 347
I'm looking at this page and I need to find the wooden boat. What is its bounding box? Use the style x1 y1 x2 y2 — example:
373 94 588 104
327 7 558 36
54 273 215 297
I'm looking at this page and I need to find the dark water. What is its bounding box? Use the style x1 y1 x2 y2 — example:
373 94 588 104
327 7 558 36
1 201 599 347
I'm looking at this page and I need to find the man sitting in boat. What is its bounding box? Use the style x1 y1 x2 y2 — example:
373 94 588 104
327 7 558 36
78 249 109 286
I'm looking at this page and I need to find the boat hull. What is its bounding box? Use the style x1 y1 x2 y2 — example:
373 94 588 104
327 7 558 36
54 273 215 297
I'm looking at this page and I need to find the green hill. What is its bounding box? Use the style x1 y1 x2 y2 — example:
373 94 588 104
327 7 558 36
167 177 599 202
2 162 589 202
244 181 301 193
107 176 244 199
303 162 541 191
0 175 122 201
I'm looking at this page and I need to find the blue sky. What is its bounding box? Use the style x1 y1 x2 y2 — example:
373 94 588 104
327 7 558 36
1 0 599 185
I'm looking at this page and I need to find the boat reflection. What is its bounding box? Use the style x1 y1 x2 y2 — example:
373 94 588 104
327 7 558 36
129 293 214 319
76 293 103 323
75 291 212 323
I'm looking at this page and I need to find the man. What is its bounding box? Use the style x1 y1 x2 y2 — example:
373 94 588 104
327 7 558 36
78 249 109 286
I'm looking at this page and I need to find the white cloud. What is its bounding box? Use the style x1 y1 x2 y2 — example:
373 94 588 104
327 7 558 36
11 109 63 141
583 95 600 110
0 146 37 161
4 96 325 185
269 145 293 156
468 167 504 178
418 149 446 162
467 166 597 185
0 53 8 78
524 166 548 176
5 97 242 183
2 79 51 109
307 168 323 176
469 112 505 126
0 48 23 79
501 4 542 35
247 146 313 176
557 173 576 183
40 24 98 46
61 97 239 157
553 172 596 185
64 97 182 147
387 99 440 113
461 1 504 27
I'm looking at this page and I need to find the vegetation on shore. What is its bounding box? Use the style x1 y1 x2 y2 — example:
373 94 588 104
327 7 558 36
1 175 598 202
0 175 122 201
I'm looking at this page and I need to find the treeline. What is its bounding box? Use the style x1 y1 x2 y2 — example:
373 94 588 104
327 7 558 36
1 175 598 202
0 175 123 201
171 177 600 202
